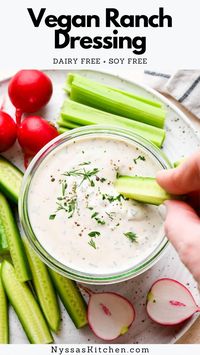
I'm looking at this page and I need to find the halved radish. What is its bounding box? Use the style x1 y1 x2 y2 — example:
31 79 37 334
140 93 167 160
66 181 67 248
146 278 200 325
80 286 135 340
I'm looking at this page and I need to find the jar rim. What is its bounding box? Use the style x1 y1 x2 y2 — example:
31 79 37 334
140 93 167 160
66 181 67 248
19 125 171 285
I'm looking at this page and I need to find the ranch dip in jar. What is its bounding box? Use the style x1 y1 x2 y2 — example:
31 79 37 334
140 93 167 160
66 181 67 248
27 132 165 276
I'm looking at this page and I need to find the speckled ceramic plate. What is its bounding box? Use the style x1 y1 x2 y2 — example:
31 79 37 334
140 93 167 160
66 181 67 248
0 70 200 344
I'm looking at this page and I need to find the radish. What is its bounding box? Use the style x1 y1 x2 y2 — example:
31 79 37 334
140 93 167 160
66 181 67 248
146 278 200 325
0 110 17 152
8 70 53 124
80 286 135 341
17 116 59 168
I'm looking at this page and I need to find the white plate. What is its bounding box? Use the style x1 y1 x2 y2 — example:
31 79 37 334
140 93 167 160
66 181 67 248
1 70 200 344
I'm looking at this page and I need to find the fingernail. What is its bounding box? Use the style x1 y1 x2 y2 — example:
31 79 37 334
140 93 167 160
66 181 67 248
158 204 167 220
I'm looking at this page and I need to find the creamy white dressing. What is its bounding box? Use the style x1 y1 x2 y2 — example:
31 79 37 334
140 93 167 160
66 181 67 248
28 135 164 275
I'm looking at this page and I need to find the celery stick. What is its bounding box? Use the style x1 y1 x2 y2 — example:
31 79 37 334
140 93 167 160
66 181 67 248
58 127 69 134
60 100 165 148
57 120 80 129
105 86 162 108
115 176 172 205
67 74 165 128
66 74 162 108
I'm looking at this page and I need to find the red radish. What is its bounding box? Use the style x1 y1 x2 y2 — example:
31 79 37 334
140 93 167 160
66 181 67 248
8 70 53 124
17 116 59 168
80 286 135 341
146 278 200 325
0 111 17 152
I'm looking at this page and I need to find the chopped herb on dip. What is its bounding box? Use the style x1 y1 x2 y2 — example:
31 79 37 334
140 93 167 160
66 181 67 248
124 232 138 243
88 239 97 249
133 155 146 164
88 231 101 238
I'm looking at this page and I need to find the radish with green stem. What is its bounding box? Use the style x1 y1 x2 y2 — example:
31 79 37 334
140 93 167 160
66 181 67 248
80 285 135 340
146 278 200 325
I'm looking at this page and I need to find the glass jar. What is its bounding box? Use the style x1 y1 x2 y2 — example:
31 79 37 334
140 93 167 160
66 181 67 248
19 125 171 284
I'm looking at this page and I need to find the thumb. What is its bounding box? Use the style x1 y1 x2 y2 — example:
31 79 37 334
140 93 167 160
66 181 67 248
164 200 200 283
156 151 200 194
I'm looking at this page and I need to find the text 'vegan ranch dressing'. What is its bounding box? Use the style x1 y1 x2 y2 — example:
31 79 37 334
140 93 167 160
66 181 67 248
28 135 164 275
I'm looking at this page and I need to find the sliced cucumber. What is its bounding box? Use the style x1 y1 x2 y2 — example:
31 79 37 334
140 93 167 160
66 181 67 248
0 216 9 255
2 261 53 344
0 156 23 204
115 176 172 205
24 239 61 332
0 193 31 282
0 264 9 344
48 269 88 329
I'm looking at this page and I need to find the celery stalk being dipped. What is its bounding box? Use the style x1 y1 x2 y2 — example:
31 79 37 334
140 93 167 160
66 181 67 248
66 74 166 128
58 100 165 148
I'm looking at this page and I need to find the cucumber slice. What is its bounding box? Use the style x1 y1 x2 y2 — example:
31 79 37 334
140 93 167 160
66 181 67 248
115 176 172 205
0 193 31 282
48 269 88 329
24 239 61 332
0 216 9 255
0 264 9 344
0 156 23 204
2 261 53 344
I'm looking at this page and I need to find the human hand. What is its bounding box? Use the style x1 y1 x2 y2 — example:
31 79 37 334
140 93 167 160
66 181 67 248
157 151 200 284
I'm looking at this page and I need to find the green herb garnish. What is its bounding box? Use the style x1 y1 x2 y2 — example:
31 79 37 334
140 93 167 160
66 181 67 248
91 212 99 219
61 180 68 196
88 239 97 249
55 196 77 219
63 167 99 187
102 193 125 203
124 232 138 243
79 161 91 166
105 212 115 220
49 214 56 220
95 218 105 225
88 231 101 238
91 212 105 225
66 198 77 218
133 155 146 164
